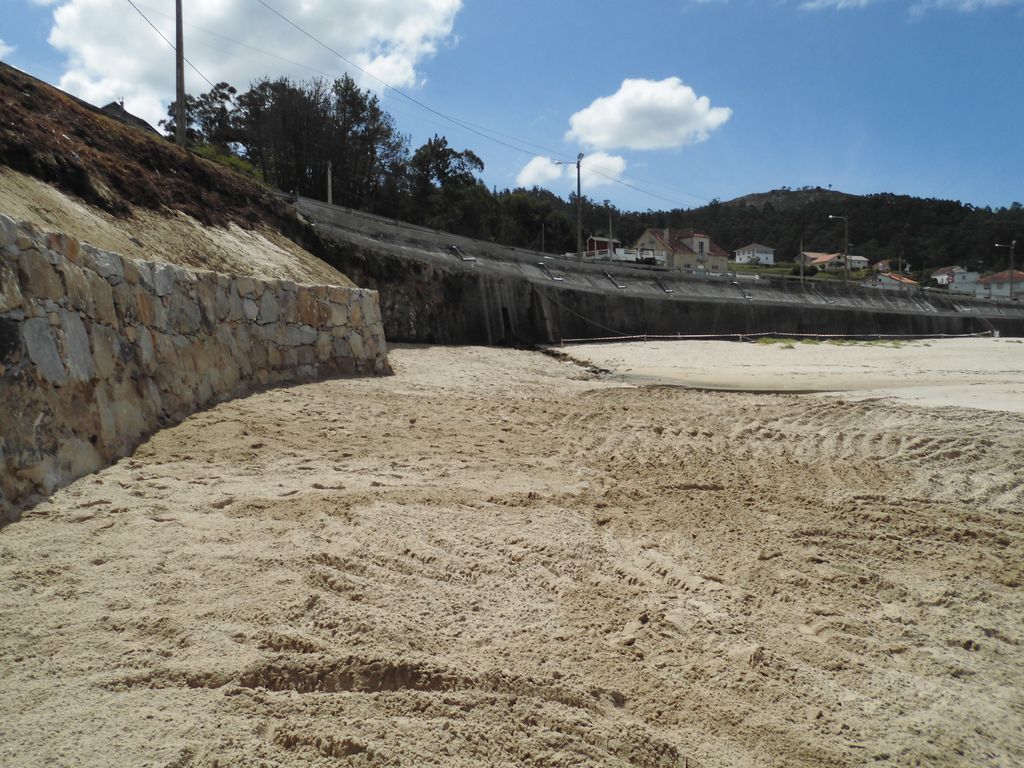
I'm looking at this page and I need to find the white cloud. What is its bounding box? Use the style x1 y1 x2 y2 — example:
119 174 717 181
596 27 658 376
515 152 626 192
43 0 462 129
910 0 1023 10
579 152 627 190
0 39 14 60
516 156 564 188
799 0 1022 9
799 0 871 9
566 77 732 151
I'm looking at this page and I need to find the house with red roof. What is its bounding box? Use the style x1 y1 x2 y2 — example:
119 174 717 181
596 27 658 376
976 270 1024 300
863 272 919 292
797 251 868 272
633 228 730 272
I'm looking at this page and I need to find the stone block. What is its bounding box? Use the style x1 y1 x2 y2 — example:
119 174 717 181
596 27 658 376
235 276 257 298
134 288 158 328
122 258 141 285
297 288 329 326
87 271 117 326
18 249 65 301
153 263 176 297
329 301 350 327
90 323 120 380
315 331 333 361
168 291 201 334
196 280 218 330
0 254 23 312
298 325 317 345
134 261 155 292
326 286 351 304
113 282 139 323
347 329 365 359
349 299 363 327
285 326 303 347
215 276 232 320
0 214 18 247
258 290 280 324
333 336 351 357
137 328 156 374
23 317 67 385
59 310 95 382
58 260 93 314
89 249 125 285
47 232 81 263
242 297 259 322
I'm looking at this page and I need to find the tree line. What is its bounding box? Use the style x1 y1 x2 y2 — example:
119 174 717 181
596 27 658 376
164 77 1023 274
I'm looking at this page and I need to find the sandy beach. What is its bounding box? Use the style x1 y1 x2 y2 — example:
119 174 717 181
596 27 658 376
1 340 1022 767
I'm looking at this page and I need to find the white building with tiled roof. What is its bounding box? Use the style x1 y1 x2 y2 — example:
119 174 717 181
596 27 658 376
734 243 775 266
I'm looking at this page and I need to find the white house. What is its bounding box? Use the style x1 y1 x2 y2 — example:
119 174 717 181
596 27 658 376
734 243 775 266
932 266 980 295
976 270 1024 300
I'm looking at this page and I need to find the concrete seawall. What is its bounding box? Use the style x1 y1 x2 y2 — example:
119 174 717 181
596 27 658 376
0 214 390 519
297 198 1024 343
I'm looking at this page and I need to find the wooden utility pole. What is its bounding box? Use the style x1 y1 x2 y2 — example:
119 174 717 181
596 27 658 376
175 0 186 147
327 161 333 205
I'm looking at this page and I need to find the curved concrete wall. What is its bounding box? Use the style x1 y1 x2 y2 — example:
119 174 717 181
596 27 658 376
0 215 390 519
298 198 1024 344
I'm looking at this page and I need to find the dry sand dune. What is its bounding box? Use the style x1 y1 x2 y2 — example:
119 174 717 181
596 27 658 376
1 342 1022 767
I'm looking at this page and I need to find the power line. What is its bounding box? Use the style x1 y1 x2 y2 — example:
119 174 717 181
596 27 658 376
125 0 216 89
132 0 712 207
252 1 707 208
134 2 336 81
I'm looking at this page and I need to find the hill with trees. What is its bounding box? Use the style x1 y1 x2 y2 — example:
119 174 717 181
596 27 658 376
161 76 1023 276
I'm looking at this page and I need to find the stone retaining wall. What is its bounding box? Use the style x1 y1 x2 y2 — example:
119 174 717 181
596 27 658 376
0 214 390 520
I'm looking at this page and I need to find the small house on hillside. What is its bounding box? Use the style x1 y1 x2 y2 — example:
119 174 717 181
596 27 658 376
633 228 730 272
864 272 919 292
585 235 622 256
796 251 838 268
797 251 867 272
101 100 159 135
931 266 980 295
976 270 1024 299
734 243 775 266
931 266 965 286
873 259 891 273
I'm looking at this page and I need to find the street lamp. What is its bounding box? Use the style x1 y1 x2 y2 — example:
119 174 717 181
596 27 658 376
995 240 1017 301
555 153 584 256
828 214 849 283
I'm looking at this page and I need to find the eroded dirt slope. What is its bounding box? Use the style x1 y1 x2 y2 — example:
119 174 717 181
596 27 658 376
0 346 1021 767
0 63 351 286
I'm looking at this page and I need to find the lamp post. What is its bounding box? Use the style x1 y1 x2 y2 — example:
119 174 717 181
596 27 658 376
828 214 849 283
995 240 1017 301
555 153 584 256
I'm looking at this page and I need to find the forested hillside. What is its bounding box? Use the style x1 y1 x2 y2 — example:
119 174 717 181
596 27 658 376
168 76 1023 274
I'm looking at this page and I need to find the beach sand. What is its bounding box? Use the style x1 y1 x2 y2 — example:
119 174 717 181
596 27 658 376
1 340 1022 767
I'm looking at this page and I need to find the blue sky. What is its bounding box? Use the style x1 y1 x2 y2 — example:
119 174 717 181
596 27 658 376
2 0 1022 212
